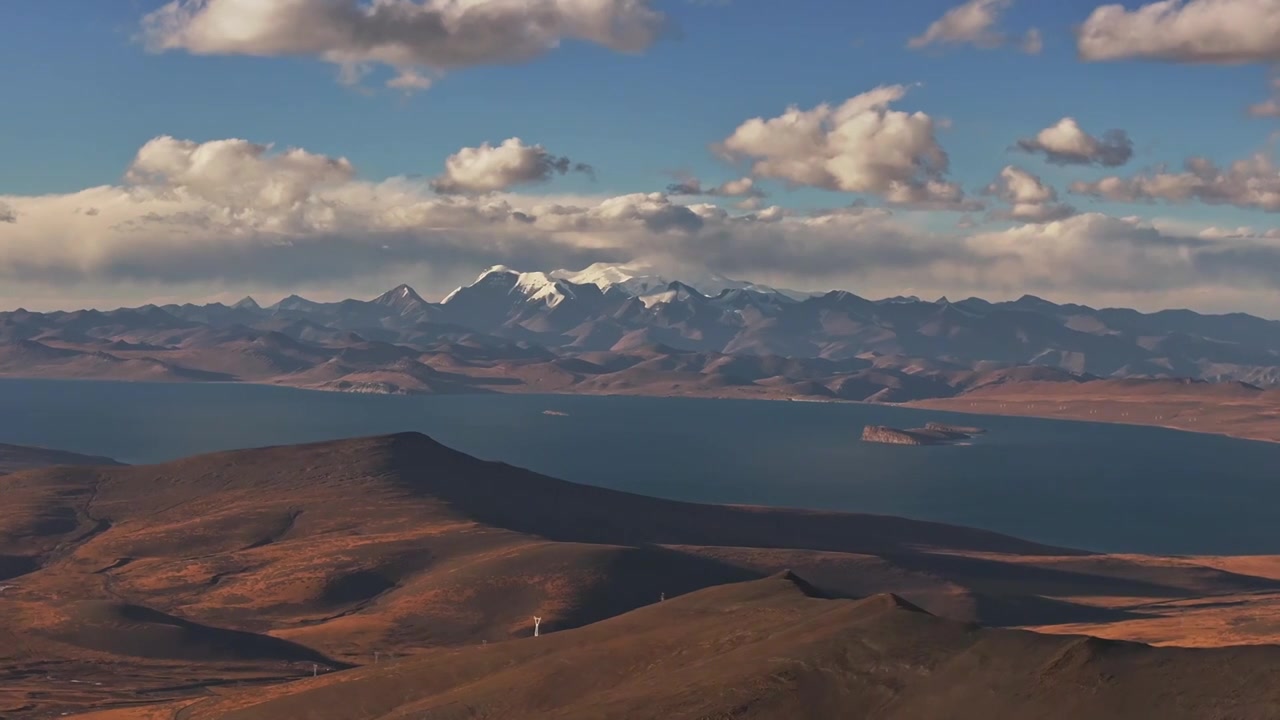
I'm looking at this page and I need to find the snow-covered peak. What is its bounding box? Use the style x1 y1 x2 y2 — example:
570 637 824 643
552 262 673 298
475 265 517 282
553 262 815 303
512 271 578 308
445 266 579 308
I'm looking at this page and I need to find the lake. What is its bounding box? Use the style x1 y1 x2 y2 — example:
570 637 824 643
1 378 1276 555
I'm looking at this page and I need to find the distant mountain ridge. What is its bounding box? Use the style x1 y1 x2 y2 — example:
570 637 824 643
0 262 1278 402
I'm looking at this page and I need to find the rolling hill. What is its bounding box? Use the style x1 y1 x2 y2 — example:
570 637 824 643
76 572 1280 720
2 434 1280 716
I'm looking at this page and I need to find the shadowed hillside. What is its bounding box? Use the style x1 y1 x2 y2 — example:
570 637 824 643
0 442 119 475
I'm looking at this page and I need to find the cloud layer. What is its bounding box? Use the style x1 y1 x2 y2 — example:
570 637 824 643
3 135 1280 314
718 85 978 210
141 0 666 89
1071 152 1280 212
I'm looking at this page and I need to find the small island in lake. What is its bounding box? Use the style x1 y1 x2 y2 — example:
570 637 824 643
862 422 985 446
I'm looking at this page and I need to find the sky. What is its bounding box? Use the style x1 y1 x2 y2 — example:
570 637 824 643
1 0 1279 316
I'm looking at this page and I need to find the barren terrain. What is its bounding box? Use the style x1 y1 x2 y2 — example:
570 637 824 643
908 378 1280 444
0 434 1278 717
72 574 1280 720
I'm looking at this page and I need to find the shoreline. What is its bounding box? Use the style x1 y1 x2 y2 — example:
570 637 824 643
906 395 1280 446
4 372 1280 447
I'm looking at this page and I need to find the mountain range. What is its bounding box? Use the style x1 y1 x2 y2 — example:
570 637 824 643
4 433 1280 718
1 263 1278 405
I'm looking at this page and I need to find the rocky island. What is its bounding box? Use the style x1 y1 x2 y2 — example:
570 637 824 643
862 422 984 446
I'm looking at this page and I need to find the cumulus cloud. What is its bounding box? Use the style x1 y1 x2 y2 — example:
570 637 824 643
665 174 764 198
984 165 1076 222
140 0 666 89
1015 117 1134 167
430 138 592 195
4 135 1280 314
908 0 1041 54
123 136 356 228
1078 0 1280 63
718 85 979 210
1070 153 1280 211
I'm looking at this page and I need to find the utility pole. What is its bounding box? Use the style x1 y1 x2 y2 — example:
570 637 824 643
533 616 542 637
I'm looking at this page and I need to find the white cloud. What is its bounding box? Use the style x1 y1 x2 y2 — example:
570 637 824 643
718 85 979 210
908 0 1041 54
666 175 764 198
141 0 666 89
123 136 356 228
3 135 1280 314
1070 152 1280 211
1015 117 1134 167
430 138 592 195
984 165 1075 222
1078 0 1280 63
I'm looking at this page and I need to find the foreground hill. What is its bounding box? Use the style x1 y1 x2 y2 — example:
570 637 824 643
77 573 1280 720
3 434 1280 716
2 265 1279 429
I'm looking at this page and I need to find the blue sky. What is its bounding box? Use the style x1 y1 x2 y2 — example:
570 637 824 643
0 0 1278 313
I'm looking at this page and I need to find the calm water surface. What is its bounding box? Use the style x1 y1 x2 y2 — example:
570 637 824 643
1 378 1276 555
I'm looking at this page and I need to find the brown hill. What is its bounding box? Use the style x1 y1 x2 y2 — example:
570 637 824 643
4 434 1280 717
910 377 1280 443
77 573 1280 720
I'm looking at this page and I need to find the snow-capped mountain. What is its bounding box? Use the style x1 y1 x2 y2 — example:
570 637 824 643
551 262 815 304
7 265 1280 393
444 266 583 308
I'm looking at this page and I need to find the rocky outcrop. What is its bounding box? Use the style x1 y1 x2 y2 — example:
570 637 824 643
862 422 983 446
862 426 940 445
